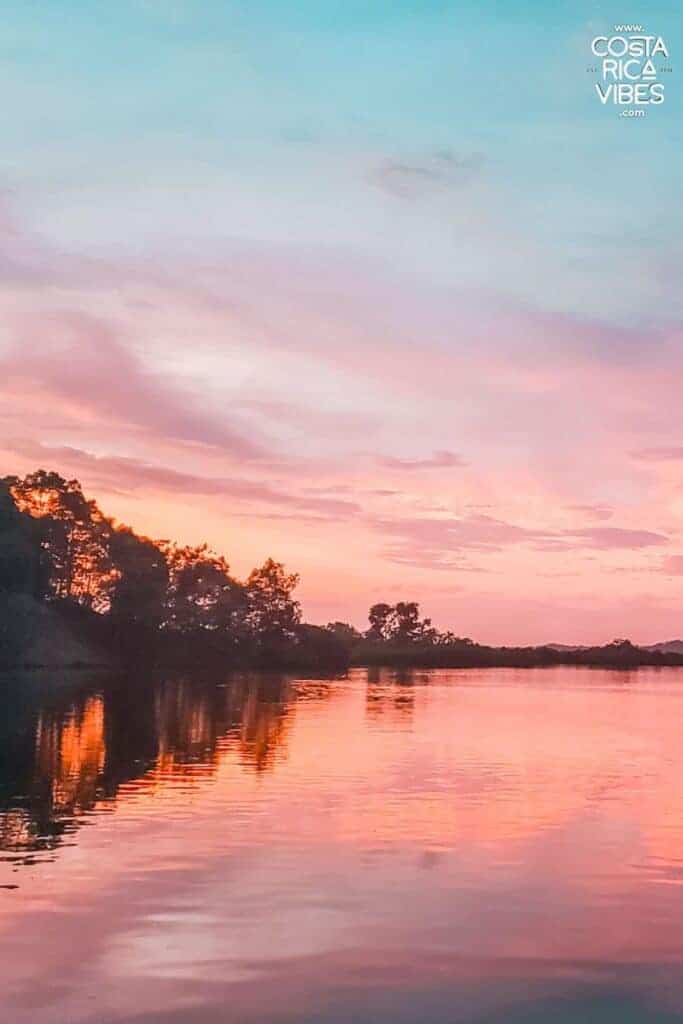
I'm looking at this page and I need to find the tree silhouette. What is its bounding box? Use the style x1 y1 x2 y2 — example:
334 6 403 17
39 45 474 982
7 471 116 611
0 480 45 596
109 527 169 630
325 621 362 652
163 543 245 636
367 601 435 644
367 602 394 641
245 559 300 650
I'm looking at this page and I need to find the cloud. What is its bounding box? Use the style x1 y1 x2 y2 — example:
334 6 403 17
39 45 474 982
377 450 465 471
533 528 670 552
0 195 681 641
632 447 683 462
568 527 669 550
0 310 262 458
371 152 484 200
368 512 671 573
370 513 549 559
385 547 491 573
3 440 360 520
233 397 379 439
565 504 614 522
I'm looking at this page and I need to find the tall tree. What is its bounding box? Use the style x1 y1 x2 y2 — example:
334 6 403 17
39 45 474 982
163 543 245 635
393 601 422 641
109 527 169 630
0 480 45 596
7 471 115 611
244 559 300 649
367 602 394 641
394 601 436 643
366 601 436 644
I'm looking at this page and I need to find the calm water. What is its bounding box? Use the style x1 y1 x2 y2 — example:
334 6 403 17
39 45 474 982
2 667 683 1023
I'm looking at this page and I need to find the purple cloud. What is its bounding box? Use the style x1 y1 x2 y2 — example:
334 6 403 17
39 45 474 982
369 513 549 555
367 511 671 573
568 527 669 550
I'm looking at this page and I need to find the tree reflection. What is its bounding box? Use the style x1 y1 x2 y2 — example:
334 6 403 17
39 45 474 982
0 688 107 858
365 666 417 727
237 674 293 773
0 671 301 862
35 694 106 814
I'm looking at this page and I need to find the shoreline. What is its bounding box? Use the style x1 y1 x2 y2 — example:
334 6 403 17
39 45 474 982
3 648 683 674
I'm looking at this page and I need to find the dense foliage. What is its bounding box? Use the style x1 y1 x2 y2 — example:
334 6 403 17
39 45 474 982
0 471 333 668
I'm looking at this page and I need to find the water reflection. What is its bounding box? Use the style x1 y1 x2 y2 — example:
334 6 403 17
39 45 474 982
365 666 417 726
0 673 300 863
2 666 683 1023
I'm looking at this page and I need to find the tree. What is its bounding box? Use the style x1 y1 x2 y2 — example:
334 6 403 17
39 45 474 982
296 624 349 669
325 621 362 652
0 480 45 596
109 527 169 630
163 543 245 635
366 601 437 644
367 602 394 641
7 471 116 611
244 559 300 650
393 601 422 642
435 631 473 646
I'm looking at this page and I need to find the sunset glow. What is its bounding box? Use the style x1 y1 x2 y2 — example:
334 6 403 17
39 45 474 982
2 1 682 643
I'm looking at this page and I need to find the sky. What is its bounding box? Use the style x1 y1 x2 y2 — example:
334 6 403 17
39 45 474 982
1 0 683 644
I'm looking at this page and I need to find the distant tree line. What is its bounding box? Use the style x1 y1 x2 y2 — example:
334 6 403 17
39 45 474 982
325 601 473 655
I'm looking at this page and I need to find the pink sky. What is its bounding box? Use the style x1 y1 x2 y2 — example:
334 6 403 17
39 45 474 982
2 0 683 644
2 200 683 645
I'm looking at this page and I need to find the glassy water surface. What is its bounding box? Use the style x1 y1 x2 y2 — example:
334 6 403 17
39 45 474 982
2 666 683 1023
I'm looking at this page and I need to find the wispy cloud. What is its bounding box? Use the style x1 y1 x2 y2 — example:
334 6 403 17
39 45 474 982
0 310 262 458
377 450 465 471
369 513 551 557
368 513 671 574
2 440 360 520
568 527 669 550
371 152 484 200
632 447 683 462
565 504 614 522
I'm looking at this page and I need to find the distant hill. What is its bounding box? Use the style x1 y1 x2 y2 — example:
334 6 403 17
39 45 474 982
547 641 683 656
544 643 588 652
644 640 683 655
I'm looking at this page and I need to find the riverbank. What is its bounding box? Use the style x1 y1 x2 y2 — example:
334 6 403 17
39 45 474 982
2 585 680 675
352 639 683 670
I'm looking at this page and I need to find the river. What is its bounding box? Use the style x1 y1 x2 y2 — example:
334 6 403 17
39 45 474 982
1 666 683 1022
